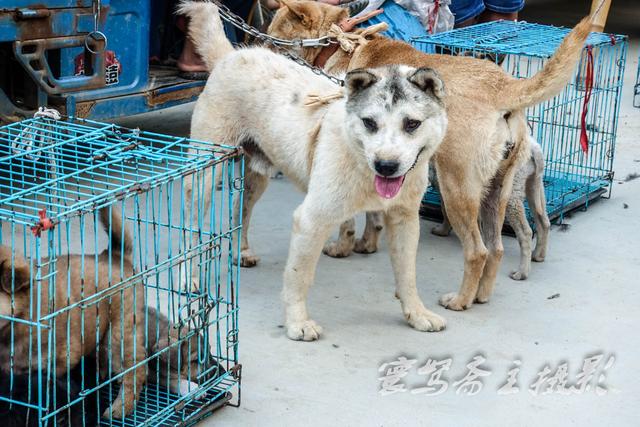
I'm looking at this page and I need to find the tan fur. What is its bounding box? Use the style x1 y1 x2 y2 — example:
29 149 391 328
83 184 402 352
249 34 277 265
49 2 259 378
0 208 145 419
269 1 600 310
99 306 220 395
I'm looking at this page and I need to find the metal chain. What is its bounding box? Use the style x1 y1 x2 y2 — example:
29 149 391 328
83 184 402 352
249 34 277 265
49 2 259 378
214 0 333 47
206 0 345 86
93 0 101 33
86 0 107 53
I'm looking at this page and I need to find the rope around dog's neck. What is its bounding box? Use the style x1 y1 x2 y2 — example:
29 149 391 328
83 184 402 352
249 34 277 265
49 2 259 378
326 22 388 55
304 22 388 107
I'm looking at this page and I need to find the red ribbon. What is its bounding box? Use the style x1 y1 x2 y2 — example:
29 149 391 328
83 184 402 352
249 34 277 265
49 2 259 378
31 209 54 237
579 45 594 154
428 0 440 34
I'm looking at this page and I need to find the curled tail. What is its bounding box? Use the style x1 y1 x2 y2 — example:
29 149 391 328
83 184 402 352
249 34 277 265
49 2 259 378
99 207 132 256
177 1 235 71
499 1 606 111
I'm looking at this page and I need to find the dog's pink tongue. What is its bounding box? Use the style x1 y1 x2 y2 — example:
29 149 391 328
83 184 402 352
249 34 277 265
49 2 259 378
374 175 405 199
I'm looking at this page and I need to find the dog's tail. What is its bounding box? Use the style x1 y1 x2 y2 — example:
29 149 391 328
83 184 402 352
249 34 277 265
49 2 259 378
99 207 132 256
498 1 606 111
528 136 545 178
176 1 235 72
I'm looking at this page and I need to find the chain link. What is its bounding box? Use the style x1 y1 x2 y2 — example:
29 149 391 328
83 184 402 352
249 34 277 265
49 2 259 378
93 0 101 32
86 0 107 53
205 0 345 86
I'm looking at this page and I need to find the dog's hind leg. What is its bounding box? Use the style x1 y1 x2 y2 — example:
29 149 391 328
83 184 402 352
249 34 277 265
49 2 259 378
386 207 445 332
234 169 269 267
527 170 550 263
323 211 384 258
437 178 487 311
354 211 384 254
283 201 335 341
506 197 533 281
475 166 519 303
323 217 356 258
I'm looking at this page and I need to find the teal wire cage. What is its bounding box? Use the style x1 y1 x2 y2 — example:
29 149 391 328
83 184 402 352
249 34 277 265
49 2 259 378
0 116 243 426
412 21 627 224
634 53 640 107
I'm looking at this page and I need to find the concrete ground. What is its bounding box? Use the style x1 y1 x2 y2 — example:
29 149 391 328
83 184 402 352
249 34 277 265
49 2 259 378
117 5 640 427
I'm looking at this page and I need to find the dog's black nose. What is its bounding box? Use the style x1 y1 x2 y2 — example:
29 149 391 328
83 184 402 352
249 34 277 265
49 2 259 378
374 159 399 177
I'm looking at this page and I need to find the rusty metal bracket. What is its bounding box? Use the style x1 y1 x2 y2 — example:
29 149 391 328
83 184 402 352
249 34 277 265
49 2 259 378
14 35 106 95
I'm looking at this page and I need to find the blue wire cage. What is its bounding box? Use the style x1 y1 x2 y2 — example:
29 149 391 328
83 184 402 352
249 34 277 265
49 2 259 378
634 53 640 107
0 115 244 426
412 21 628 224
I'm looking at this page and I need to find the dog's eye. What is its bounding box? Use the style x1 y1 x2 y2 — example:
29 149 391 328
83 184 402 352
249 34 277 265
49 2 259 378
404 118 422 133
362 117 378 133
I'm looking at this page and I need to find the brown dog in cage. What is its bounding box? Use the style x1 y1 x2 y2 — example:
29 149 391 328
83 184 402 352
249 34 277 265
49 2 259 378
268 0 604 311
0 207 145 419
104 306 226 396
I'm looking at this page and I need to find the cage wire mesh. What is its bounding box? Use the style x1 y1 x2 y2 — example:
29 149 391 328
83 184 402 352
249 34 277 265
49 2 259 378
0 116 243 426
412 21 627 224
634 53 640 107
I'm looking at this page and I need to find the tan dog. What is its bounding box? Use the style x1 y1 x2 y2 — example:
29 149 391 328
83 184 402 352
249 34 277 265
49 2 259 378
431 136 551 281
0 208 145 419
268 0 601 311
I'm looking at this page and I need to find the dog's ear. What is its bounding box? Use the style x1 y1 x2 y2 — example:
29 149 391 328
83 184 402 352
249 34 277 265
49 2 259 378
279 0 311 27
345 69 378 96
0 250 31 293
408 67 445 100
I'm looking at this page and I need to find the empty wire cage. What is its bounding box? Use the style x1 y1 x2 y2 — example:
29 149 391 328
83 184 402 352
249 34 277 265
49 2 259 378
413 21 627 223
0 115 243 426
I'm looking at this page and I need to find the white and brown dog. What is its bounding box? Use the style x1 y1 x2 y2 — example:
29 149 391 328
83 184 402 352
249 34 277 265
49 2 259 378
179 1 448 340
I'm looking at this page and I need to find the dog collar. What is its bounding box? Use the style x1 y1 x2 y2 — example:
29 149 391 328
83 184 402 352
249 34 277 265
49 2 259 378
313 9 383 68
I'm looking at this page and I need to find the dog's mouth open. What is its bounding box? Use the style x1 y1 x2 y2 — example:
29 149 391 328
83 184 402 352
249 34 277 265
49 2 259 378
374 175 405 199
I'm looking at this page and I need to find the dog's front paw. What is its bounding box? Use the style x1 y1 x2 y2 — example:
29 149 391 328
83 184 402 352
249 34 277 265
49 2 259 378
286 320 323 341
322 240 353 258
439 292 472 311
405 308 446 332
353 238 378 254
509 270 528 281
234 249 260 268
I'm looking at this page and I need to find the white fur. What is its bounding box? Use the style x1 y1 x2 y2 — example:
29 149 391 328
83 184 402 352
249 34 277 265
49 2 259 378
177 379 200 396
180 1 448 340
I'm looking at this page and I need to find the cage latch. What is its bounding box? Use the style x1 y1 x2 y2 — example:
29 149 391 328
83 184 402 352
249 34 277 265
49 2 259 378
31 208 54 237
